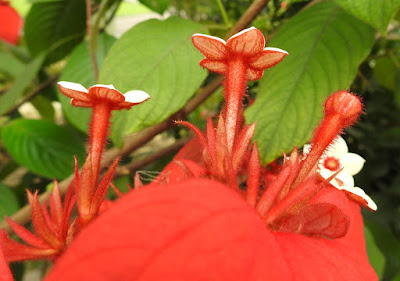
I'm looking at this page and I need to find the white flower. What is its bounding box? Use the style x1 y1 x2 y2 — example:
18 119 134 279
304 136 377 211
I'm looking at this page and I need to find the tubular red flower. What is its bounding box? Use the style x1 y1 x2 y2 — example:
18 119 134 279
0 1 22 45
58 82 149 228
192 28 288 154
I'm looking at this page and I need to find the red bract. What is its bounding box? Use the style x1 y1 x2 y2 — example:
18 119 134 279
0 238 12 281
0 1 22 45
1 182 75 262
44 179 376 281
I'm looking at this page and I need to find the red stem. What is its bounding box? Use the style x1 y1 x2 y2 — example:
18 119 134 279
224 58 247 153
89 102 112 185
293 115 341 186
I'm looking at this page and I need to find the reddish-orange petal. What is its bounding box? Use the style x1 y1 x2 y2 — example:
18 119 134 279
199 58 227 74
279 203 349 238
249 47 288 70
88 84 125 104
57 82 91 102
244 68 263 81
71 99 93 107
192 33 228 60
226 27 264 56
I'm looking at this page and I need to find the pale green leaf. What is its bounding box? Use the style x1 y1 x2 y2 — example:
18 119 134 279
99 17 207 147
0 53 45 115
58 34 116 132
334 0 400 34
245 2 375 164
24 0 86 64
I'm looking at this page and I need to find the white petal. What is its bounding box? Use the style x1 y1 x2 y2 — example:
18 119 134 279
263 47 289 55
123 90 150 103
228 26 257 40
57 81 88 93
335 171 355 188
341 153 366 176
91 84 116 90
344 186 377 211
326 136 348 158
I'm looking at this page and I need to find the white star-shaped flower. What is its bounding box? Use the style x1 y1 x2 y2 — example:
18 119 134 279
304 136 377 211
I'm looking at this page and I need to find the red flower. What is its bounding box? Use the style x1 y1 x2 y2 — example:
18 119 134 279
0 1 22 45
58 82 150 185
192 27 288 81
58 82 150 228
44 179 376 281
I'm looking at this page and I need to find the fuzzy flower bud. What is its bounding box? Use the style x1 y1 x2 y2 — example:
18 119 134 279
324 91 363 127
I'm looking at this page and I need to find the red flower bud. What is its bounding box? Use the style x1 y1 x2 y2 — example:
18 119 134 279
324 91 363 127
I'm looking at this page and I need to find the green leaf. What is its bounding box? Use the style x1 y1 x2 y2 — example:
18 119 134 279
0 184 19 222
245 2 375 164
393 272 400 281
24 0 86 64
99 17 207 147
1 119 86 179
0 54 45 115
365 217 400 278
364 225 385 279
139 0 171 14
0 51 25 77
394 70 400 108
374 56 398 90
58 33 116 132
30 95 55 121
333 0 400 34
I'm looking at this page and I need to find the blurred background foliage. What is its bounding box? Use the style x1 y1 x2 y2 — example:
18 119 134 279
1 0 400 280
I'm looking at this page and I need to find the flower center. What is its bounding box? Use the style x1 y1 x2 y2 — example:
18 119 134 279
323 156 341 171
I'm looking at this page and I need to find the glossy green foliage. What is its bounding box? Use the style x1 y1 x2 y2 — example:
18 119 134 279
1 119 85 179
24 0 86 64
99 17 207 146
334 0 400 34
57 33 116 132
245 2 375 164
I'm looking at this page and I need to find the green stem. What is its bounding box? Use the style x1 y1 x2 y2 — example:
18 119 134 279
215 0 231 27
